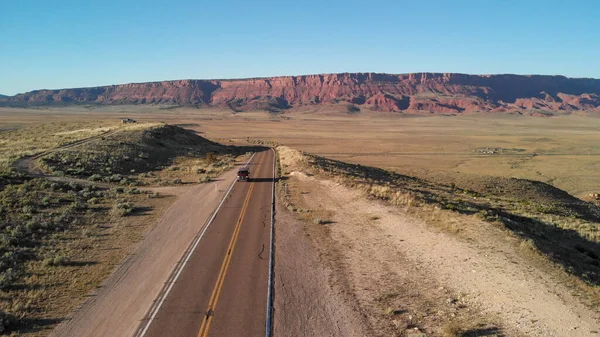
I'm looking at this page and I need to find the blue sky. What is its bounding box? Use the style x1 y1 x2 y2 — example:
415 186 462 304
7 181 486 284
1 0 599 95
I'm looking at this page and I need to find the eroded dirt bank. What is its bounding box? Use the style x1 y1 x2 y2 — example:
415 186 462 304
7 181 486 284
276 146 600 337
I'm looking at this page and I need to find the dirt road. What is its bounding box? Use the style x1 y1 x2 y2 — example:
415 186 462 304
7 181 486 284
135 149 275 337
12 129 117 177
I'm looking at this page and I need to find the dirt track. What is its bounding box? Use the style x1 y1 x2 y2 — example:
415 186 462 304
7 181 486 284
11 129 118 188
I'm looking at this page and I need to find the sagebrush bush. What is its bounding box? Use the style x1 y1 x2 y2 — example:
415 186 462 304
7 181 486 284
43 252 70 267
111 201 135 217
0 268 18 290
88 174 102 181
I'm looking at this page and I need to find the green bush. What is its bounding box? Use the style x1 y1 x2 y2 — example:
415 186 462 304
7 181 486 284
0 268 19 289
111 201 135 217
109 174 123 182
43 252 70 267
88 174 103 181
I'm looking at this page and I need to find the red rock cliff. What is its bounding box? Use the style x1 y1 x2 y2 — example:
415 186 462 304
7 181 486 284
3 73 600 113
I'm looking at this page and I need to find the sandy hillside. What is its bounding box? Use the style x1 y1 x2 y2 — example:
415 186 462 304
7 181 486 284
276 146 600 337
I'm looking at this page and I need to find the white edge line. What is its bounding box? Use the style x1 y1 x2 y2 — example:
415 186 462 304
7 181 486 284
265 148 276 337
137 152 256 337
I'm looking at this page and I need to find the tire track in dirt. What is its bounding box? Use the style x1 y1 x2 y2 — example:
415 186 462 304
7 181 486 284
11 129 118 186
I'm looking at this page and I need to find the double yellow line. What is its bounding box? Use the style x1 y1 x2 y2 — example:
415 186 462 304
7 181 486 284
197 158 262 337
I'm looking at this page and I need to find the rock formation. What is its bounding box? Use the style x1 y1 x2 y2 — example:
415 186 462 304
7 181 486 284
2 73 600 113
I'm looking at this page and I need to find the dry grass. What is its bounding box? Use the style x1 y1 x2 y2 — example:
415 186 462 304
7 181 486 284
143 152 241 186
195 111 600 199
4 107 600 196
0 121 121 173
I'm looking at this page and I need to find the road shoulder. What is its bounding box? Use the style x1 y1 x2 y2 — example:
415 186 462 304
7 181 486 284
50 169 238 337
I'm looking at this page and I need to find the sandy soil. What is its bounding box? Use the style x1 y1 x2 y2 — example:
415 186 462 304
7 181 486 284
273 203 369 337
50 169 238 337
279 149 600 337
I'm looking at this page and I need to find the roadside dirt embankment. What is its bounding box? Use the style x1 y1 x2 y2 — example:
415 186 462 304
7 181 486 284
276 146 600 337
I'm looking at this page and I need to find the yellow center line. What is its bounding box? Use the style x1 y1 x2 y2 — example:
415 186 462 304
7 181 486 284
197 156 263 337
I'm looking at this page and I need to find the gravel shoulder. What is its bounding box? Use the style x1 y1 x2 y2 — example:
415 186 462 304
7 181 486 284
50 169 238 337
273 203 369 337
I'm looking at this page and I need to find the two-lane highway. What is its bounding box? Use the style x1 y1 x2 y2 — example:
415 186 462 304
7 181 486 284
136 149 275 337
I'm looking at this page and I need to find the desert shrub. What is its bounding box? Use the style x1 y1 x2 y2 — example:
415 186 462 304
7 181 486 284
205 152 217 163
109 174 123 182
88 174 102 181
127 187 140 194
21 205 35 216
0 268 19 289
42 252 70 267
199 175 211 183
444 203 457 211
111 201 135 217
173 178 183 185
69 199 87 211
111 187 125 193
0 310 14 334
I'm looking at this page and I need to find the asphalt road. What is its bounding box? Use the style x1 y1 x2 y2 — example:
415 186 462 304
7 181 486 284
136 149 274 337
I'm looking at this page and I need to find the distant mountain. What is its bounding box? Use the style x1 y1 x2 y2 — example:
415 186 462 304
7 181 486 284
0 94 8 98
2 73 600 114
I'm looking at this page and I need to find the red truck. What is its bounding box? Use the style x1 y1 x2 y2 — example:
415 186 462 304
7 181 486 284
237 169 250 181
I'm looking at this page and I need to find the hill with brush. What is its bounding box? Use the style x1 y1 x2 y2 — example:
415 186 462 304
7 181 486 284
39 124 259 182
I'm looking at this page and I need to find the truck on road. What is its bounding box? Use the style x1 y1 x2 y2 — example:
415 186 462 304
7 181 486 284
237 169 250 181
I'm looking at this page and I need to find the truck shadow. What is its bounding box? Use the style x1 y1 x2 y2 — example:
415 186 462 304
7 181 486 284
248 177 287 183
